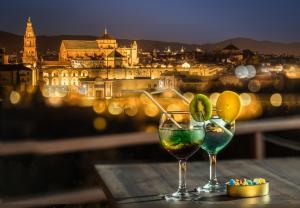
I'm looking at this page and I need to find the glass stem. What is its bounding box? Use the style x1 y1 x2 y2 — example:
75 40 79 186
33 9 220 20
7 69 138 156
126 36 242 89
178 159 187 193
209 154 218 184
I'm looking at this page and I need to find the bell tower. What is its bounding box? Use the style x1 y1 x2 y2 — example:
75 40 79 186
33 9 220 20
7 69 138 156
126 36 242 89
22 17 37 66
131 41 138 66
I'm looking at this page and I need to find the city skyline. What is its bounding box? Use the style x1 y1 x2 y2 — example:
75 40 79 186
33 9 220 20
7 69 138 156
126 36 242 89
2 0 300 44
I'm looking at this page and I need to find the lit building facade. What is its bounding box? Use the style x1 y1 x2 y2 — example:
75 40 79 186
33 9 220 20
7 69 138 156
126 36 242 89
40 63 225 88
79 77 162 99
59 29 139 68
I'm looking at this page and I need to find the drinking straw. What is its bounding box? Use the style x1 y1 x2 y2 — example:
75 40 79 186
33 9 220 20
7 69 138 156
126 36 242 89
121 90 182 129
209 119 233 137
151 89 190 104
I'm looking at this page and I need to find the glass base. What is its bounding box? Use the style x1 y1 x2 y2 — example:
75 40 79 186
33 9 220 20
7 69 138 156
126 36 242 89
164 191 194 201
196 181 226 193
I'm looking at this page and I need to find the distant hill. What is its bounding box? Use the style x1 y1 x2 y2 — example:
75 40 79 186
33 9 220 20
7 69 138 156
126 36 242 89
1 31 300 56
202 37 300 56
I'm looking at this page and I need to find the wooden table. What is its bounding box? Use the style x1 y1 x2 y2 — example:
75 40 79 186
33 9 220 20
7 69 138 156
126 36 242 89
95 158 300 207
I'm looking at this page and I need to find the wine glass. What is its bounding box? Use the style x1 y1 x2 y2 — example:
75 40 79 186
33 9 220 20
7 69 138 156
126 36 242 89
197 115 235 193
159 111 205 201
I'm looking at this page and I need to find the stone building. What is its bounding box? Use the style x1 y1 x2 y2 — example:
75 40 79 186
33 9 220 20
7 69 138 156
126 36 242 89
59 29 139 68
221 44 243 64
78 77 162 99
0 65 36 91
0 48 9 64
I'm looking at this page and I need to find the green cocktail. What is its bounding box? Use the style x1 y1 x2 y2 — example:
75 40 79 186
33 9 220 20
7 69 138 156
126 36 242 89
159 127 205 159
159 112 205 201
201 117 235 154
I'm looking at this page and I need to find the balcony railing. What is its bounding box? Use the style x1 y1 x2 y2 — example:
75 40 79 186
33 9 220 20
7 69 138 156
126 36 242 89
0 115 299 158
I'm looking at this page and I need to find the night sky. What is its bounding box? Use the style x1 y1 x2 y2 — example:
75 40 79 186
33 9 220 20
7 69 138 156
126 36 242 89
2 0 300 44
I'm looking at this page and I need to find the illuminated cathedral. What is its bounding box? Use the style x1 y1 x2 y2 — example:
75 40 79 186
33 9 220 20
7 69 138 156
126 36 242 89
59 29 139 68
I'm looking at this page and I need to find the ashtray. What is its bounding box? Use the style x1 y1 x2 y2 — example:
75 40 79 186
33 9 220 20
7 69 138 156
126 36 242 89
226 178 269 198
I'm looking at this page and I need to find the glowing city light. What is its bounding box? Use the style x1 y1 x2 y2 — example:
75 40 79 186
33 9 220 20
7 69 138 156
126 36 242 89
10 91 21 104
167 104 181 112
124 104 138 117
270 93 282 107
93 117 107 131
183 92 194 102
235 65 249 79
140 94 151 105
144 104 159 117
108 102 123 115
144 125 158 132
182 62 191 68
238 94 263 120
240 93 252 106
209 92 220 106
93 100 106 114
248 80 261 92
246 65 256 78
46 97 63 107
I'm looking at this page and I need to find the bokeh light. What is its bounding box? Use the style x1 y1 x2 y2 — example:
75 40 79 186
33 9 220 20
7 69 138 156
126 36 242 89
167 104 181 112
93 117 107 131
209 92 220 106
139 94 151 105
238 94 263 120
93 100 106 114
10 91 21 104
124 104 138 117
248 80 261 92
144 125 157 132
183 92 194 102
270 93 282 107
235 65 249 79
240 93 252 106
162 91 173 98
46 97 63 107
108 101 123 115
246 65 256 78
144 104 159 117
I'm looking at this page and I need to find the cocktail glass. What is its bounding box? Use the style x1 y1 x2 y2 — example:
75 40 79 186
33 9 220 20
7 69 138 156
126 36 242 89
197 115 235 193
159 111 205 201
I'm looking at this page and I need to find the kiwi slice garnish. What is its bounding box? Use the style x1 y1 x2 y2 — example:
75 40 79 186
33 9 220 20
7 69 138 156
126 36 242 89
190 94 212 121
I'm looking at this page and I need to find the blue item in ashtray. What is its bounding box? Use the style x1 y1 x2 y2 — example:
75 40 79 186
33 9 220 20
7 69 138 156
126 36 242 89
229 179 235 186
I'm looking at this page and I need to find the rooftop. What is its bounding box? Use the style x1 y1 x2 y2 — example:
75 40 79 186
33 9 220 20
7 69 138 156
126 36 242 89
108 50 124 58
223 44 240 51
62 40 99 50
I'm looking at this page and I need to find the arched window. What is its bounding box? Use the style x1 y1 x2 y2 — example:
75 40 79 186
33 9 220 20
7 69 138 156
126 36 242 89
61 70 69 77
52 70 59 77
52 78 59 86
71 78 78 86
81 70 88 77
44 78 49 85
62 78 69 86
71 70 78 77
